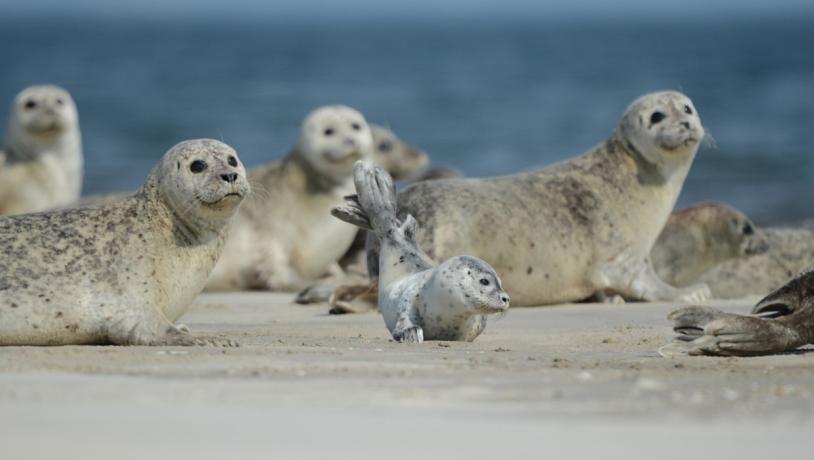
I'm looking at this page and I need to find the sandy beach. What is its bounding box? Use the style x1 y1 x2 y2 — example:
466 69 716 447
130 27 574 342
1 293 812 459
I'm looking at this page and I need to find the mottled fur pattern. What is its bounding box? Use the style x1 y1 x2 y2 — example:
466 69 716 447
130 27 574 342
0 85 83 215
333 162 509 343
0 139 248 346
369 91 710 306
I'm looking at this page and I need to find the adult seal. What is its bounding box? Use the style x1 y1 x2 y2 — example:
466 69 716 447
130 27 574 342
333 162 509 342
0 139 248 346
661 265 814 357
205 105 374 291
370 124 428 181
368 91 711 306
652 202 768 287
0 85 83 215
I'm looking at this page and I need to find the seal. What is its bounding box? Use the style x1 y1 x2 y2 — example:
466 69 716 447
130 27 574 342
660 265 814 357
205 105 374 291
0 85 83 215
332 161 509 342
697 228 814 298
0 139 248 346
652 202 768 287
368 91 711 306
370 124 428 181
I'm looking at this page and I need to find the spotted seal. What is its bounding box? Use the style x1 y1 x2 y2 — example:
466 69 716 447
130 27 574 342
332 161 509 342
0 85 83 215
367 91 711 306
0 139 248 346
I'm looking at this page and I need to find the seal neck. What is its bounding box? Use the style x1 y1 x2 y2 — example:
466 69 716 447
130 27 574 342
286 148 350 194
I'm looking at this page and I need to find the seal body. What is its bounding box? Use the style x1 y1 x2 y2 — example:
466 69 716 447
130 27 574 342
0 139 248 346
0 85 83 215
652 202 768 287
371 91 710 306
205 106 374 291
332 162 509 343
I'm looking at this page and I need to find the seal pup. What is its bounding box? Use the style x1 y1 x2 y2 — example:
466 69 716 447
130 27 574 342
0 85 83 215
661 266 814 357
368 91 711 306
652 202 768 287
370 124 428 181
332 162 509 343
0 139 248 346
205 105 373 291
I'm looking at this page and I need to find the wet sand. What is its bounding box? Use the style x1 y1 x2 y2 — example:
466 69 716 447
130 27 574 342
1 293 812 459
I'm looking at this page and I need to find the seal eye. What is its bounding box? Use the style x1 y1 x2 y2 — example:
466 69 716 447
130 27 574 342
324 128 334 136
743 223 754 235
227 156 238 167
684 105 693 115
378 141 393 153
56 98 64 106
479 278 490 286
351 123 361 131
189 160 207 173
24 99 37 109
650 112 666 124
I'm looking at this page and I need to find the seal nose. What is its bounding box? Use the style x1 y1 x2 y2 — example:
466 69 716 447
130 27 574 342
501 294 510 305
220 173 239 183
343 138 357 148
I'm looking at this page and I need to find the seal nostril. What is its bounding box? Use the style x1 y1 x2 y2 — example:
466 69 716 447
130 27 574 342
680 121 691 129
344 138 357 147
221 173 238 183
501 296 508 303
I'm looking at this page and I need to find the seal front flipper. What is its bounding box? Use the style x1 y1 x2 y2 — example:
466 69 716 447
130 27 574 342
105 306 238 347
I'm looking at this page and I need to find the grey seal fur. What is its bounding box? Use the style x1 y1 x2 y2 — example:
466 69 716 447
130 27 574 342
0 85 83 215
0 139 248 346
368 91 711 306
332 161 509 342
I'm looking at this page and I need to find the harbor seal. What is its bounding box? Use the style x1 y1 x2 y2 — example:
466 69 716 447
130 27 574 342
368 91 710 306
370 124 428 181
332 162 509 342
652 202 768 287
661 265 814 357
0 139 248 346
0 85 83 215
205 105 373 291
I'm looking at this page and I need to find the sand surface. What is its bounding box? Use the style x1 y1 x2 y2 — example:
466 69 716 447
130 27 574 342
1 293 813 459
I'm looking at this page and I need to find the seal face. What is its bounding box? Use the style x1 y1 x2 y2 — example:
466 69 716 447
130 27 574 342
370 124 428 181
368 91 710 306
332 162 509 343
0 139 247 346
652 202 768 287
0 85 83 215
205 105 374 291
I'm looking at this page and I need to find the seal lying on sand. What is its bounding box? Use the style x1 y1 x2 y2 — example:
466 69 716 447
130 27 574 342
0 85 83 215
652 202 768 287
205 105 373 291
661 266 814 357
332 162 509 342
0 139 248 346
367 91 710 306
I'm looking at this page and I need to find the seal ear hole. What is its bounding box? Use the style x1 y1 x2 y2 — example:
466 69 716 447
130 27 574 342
378 141 393 153
24 99 37 109
176 162 180 171
190 160 208 173
323 128 335 136
684 105 693 115
227 155 238 167
650 112 666 124
351 122 361 131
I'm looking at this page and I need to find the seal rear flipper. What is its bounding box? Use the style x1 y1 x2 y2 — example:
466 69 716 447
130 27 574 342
331 194 373 231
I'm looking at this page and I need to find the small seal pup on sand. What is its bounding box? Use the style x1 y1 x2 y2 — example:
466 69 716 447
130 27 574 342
332 162 509 342
0 139 248 346
652 202 768 287
205 105 373 291
661 266 814 357
367 91 710 306
0 85 83 215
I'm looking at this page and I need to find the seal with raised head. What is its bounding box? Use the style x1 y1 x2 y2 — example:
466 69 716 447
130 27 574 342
370 124 428 181
0 139 248 346
0 85 83 215
652 202 768 287
205 105 373 291
367 91 711 306
332 162 509 342
661 265 814 357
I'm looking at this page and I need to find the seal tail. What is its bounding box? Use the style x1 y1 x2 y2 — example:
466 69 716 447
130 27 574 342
332 161 404 239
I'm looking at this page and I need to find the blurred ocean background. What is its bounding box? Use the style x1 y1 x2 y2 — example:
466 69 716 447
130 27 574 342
1 2 813 224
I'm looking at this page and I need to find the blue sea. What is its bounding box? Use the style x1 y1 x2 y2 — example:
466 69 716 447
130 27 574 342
1 17 813 224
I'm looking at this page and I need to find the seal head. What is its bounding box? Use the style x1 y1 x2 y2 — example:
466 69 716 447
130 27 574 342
297 105 373 182
5 85 80 161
